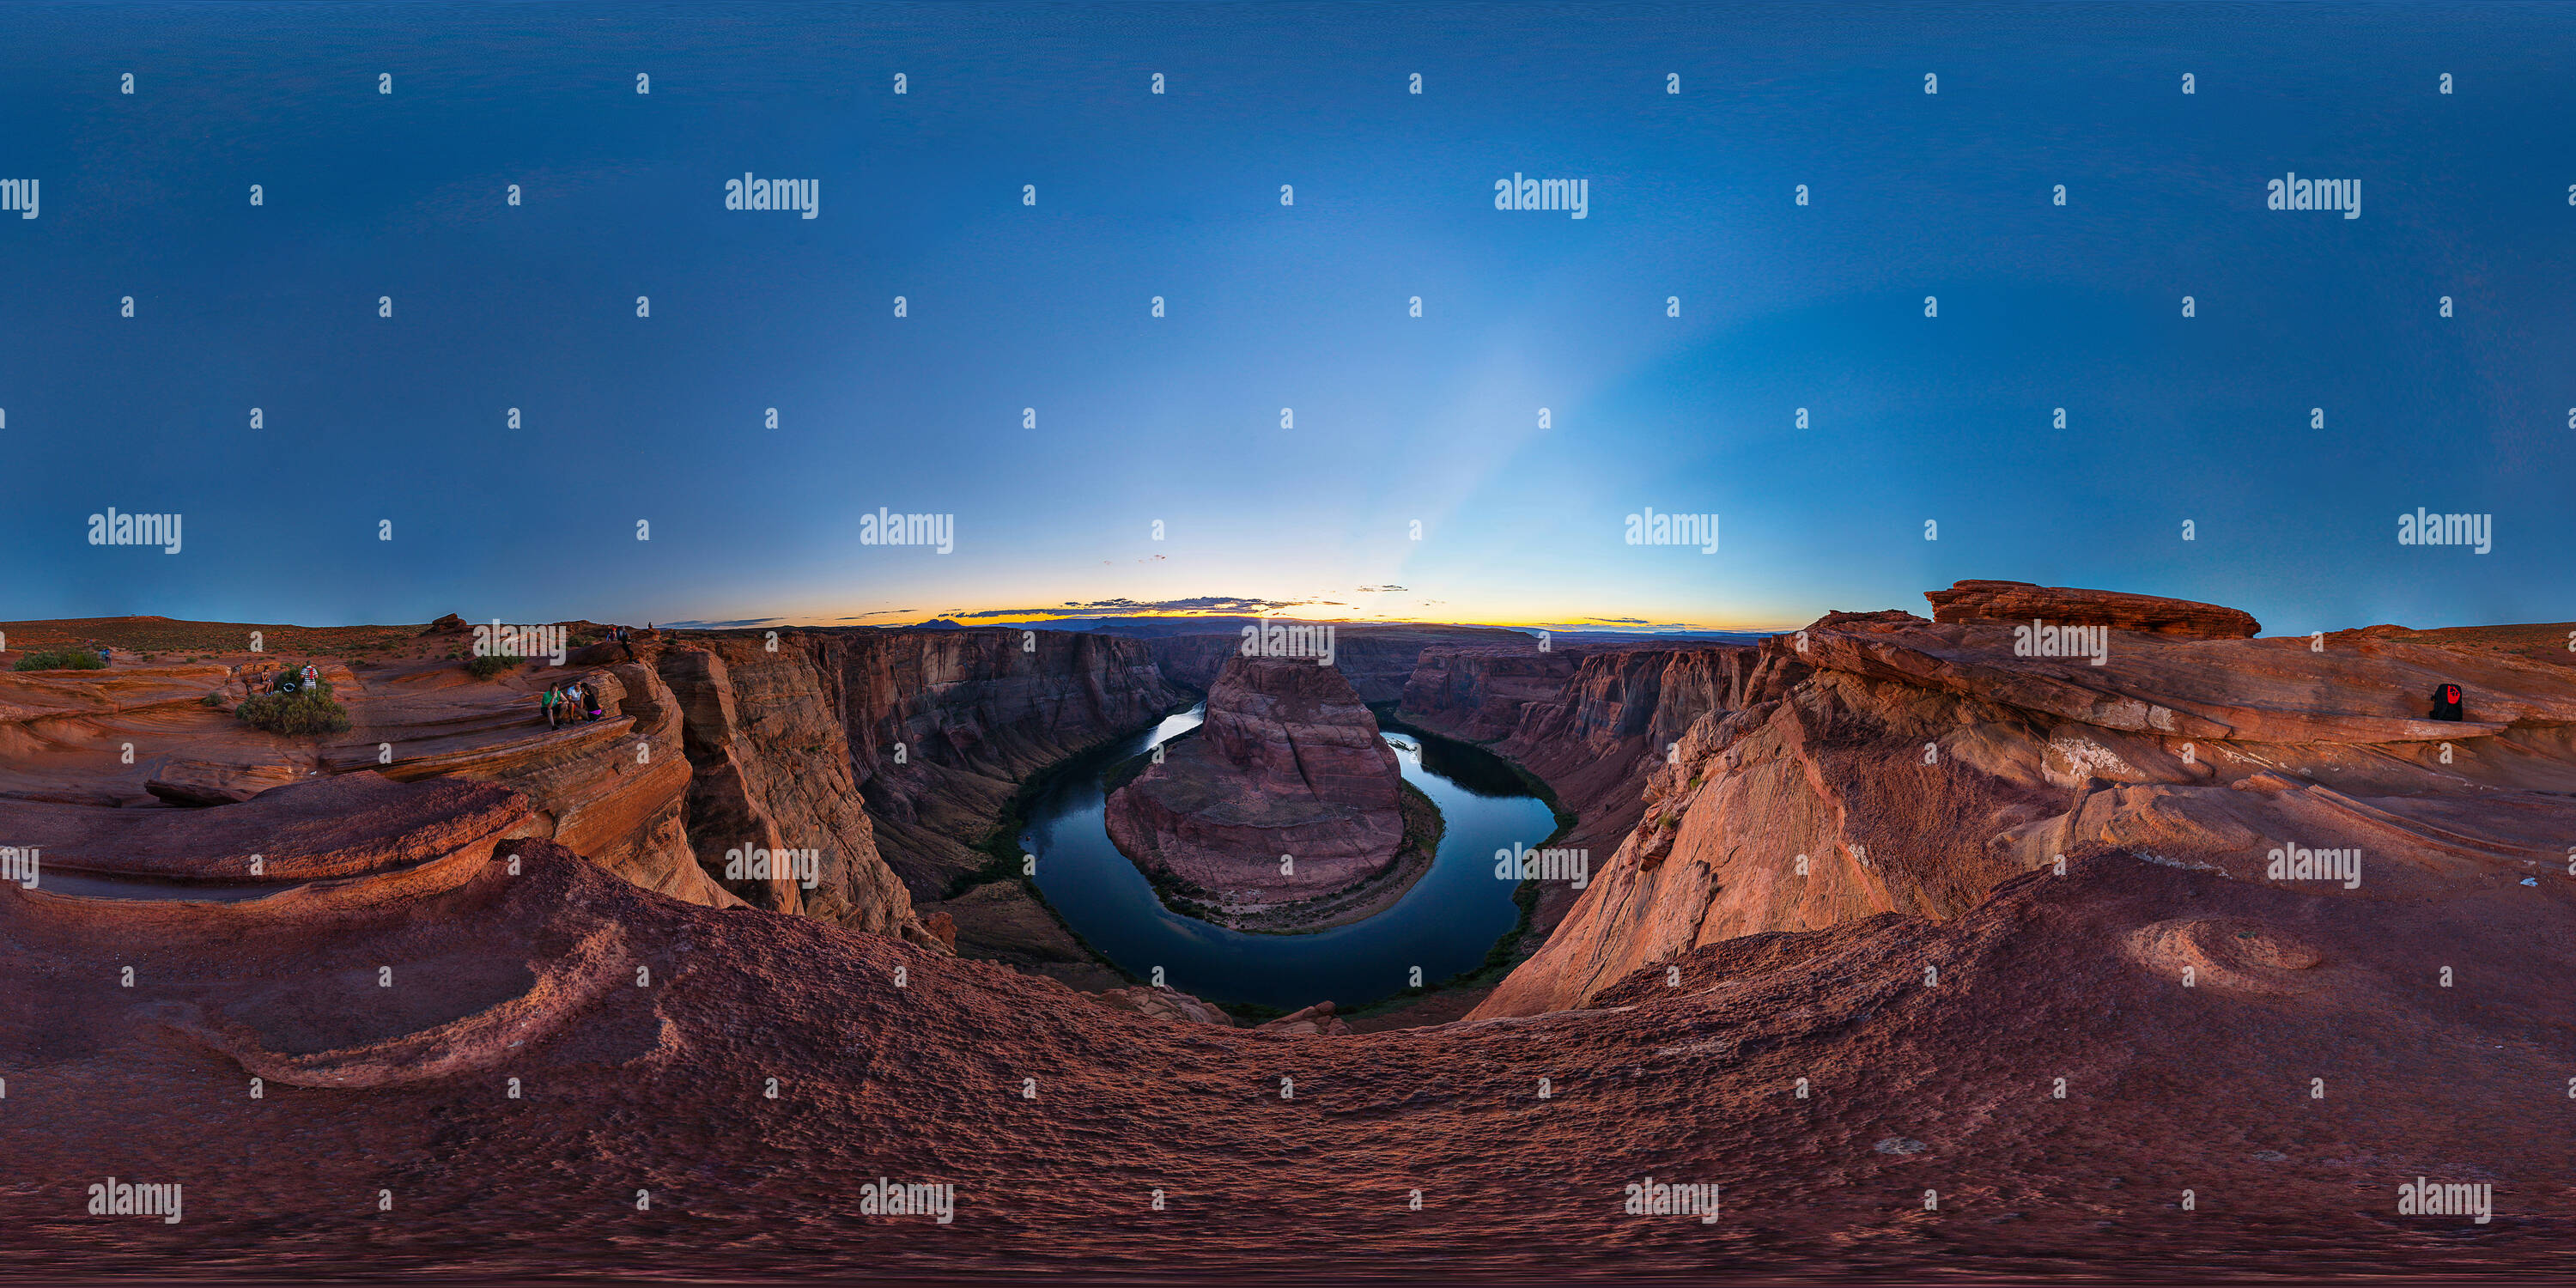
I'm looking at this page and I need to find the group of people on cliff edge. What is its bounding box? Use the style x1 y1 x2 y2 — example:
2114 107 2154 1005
541 680 599 729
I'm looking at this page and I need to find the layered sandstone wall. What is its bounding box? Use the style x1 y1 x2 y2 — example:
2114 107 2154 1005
1397 646 1586 741
1397 641 1772 878
1144 635 1241 694
817 629 1188 896
651 626 1179 927
1496 646 1766 768
651 642 925 941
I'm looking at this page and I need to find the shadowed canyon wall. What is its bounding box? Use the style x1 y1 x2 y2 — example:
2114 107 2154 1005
1397 641 1771 933
663 629 1184 903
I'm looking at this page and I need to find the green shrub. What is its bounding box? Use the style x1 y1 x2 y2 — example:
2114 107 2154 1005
12 650 106 671
465 654 520 679
234 681 350 736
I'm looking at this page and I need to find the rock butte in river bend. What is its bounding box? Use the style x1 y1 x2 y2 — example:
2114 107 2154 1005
1104 655 1411 922
1 581 2571 1276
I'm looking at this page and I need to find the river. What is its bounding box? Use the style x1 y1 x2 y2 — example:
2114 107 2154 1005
1022 703 1559 1012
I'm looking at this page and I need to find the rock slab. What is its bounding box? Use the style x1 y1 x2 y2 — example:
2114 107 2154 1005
1923 580 2261 639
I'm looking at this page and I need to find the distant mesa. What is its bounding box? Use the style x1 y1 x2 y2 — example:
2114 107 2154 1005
1923 580 2261 639
1105 655 1425 931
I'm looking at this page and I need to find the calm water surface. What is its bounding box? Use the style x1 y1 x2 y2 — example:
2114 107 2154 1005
1024 704 1558 1011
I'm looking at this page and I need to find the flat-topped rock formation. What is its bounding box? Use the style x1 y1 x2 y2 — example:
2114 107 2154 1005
1923 578 2262 638
1106 656 1413 925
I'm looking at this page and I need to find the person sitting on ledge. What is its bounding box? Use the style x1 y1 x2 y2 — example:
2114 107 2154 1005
2429 682 2464 720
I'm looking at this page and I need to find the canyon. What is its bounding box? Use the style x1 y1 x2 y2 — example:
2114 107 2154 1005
1 585 2569 1276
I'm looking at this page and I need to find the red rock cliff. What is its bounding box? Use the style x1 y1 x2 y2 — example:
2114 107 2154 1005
1473 588 2576 1018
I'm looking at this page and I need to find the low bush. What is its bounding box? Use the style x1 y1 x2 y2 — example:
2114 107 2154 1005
465 654 520 679
12 650 105 671
234 679 350 736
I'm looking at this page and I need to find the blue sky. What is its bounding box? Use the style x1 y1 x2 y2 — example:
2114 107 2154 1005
4 1 2571 636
